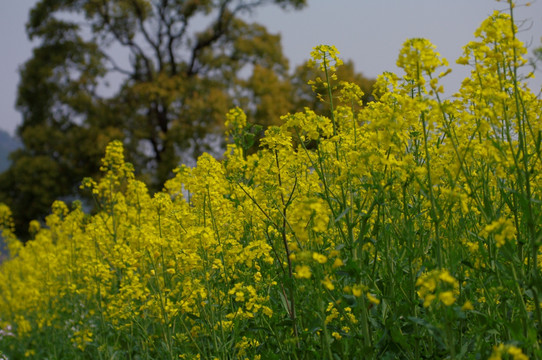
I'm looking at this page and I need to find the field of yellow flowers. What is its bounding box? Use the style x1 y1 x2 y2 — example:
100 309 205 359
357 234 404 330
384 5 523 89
1 2 541 359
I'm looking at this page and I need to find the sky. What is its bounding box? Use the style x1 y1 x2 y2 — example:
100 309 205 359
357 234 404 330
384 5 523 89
1 0 541 136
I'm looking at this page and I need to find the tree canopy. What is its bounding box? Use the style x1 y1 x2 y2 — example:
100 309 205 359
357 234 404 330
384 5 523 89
0 0 374 238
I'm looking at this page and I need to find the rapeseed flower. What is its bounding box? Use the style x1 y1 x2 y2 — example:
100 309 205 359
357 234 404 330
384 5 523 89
312 252 328 264
294 265 311 279
489 344 529 360
416 270 459 307
0 3 540 358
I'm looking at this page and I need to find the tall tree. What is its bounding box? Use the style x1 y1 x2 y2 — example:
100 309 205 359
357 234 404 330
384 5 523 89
1 0 376 239
0 0 306 237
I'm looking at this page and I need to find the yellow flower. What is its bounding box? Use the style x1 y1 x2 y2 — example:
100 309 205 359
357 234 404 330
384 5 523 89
416 269 459 308
438 270 457 285
423 294 436 308
489 344 529 360
352 285 363 297
367 293 380 305
438 291 456 306
28 220 41 235
294 265 311 279
321 276 335 290
332 257 343 269
481 218 516 247
461 301 474 311
308 44 343 74
260 126 292 150
396 38 449 95
24 349 36 357
224 107 247 136
312 252 328 264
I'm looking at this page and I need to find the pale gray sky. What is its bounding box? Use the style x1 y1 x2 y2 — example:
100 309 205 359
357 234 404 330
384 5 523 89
1 1 541 136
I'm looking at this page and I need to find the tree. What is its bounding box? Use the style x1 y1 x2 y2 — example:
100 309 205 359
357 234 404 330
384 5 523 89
0 0 375 239
0 0 306 237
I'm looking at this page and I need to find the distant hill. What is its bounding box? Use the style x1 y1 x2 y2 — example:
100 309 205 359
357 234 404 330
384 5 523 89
0 129 21 173
0 129 20 262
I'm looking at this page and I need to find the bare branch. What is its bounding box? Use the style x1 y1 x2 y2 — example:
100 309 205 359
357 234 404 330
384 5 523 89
187 0 235 76
97 0 154 81
128 0 164 72
100 50 133 76
157 0 190 75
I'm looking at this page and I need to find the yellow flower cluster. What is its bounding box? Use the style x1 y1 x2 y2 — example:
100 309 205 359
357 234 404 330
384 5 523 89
225 106 247 135
489 343 529 360
416 270 460 307
0 2 541 358
481 218 517 247
396 38 449 95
